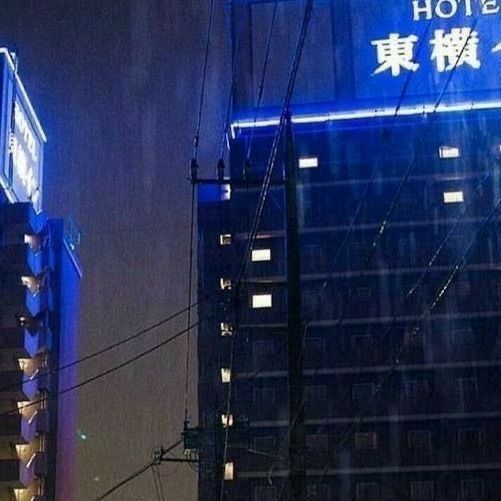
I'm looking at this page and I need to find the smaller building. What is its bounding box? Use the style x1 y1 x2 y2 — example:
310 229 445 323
0 49 81 501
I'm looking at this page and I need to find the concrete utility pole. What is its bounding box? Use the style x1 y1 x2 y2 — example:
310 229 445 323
284 112 305 499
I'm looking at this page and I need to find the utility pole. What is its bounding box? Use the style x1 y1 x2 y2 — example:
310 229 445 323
284 112 305 499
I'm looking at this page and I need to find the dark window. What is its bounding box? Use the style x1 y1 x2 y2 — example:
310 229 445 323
253 388 276 407
461 479 485 501
351 287 372 302
352 335 375 360
407 430 431 449
304 385 327 404
306 433 329 450
253 340 274 357
253 436 276 452
307 484 330 501
353 383 375 405
254 486 276 501
410 480 434 500
457 428 483 447
354 432 378 450
404 380 430 400
356 482 380 501
456 378 478 397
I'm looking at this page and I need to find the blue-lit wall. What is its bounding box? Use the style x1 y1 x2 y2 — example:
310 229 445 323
49 220 81 501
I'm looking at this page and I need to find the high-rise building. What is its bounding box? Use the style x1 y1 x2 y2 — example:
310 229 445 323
196 1 501 500
0 49 81 501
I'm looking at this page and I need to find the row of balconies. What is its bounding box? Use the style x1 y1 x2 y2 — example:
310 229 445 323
0 205 50 499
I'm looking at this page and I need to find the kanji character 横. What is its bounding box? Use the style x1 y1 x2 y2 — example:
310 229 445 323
371 33 420 77
430 28 481 72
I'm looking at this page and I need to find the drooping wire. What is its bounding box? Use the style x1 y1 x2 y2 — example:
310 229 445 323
245 0 280 163
316 12 486 324
0 318 208 419
94 461 153 501
218 3 316 500
218 1 245 162
236 0 315 290
318 16 434 293
0 303 196 394
152 466 167 501
192 0 216 161
93 440 182 501
184 186 196 425
151 466 163 501
311 198 501 490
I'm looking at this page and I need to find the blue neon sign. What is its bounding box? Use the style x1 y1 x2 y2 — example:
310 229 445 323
0 49 45 213
351 0 501 103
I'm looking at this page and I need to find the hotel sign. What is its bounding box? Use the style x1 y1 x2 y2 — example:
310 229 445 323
0 49 45 213
351 0 501 103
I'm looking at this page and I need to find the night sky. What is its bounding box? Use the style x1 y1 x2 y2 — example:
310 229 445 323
0 1 229 499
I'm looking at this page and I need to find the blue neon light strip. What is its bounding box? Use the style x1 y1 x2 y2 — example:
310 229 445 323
0 48 47 142
230 100 501 137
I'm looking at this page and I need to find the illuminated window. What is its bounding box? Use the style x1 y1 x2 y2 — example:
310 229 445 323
220 322 233 336
220 278 232 290
410 480 434 500
21 276 40 294
221 184 231 201
219 234 232 246
251 293 272 309
443 191 464 203
220 368 231 383
17 359 30 371
251 248 271 262
439 145 460 158
24 234 42 252
221 414 234 428
299 156 319 169
224 461 234 480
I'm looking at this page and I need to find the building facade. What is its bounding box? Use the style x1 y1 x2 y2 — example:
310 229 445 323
197 1 501 500
0 50 81 501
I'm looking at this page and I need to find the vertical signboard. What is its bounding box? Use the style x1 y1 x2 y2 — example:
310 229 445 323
0 49 45 213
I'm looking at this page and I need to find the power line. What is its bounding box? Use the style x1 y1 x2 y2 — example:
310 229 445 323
0 318 207 419
311 197 501 489
93 461 152 501
151 466 163 501
93 440 182 501
0 303 196 394
192 0 216 162
236 0 314 290
245 0 280 163
184 186 197 425
219 2 315 499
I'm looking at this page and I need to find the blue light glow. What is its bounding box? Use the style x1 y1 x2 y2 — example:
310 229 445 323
231 99 501 136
